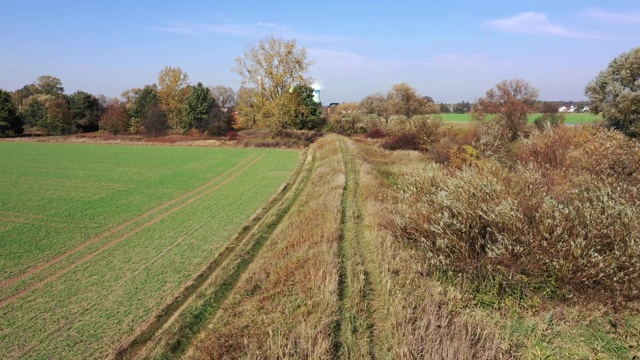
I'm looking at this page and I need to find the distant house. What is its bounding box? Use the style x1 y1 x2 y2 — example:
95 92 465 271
558 104 577 113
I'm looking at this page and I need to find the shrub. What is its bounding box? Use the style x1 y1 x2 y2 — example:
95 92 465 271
430 127 477 164
390 131 640 304
382 132 421 151
226 130 238 140
365 128 386 139
533 113 565 130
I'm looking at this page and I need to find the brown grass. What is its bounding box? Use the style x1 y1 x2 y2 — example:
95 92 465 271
188 134 345 359
351 138 513 359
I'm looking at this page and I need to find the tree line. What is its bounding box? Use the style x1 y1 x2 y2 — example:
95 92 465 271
1 38 639 139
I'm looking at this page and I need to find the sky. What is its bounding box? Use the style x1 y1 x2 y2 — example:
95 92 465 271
1 0 639 104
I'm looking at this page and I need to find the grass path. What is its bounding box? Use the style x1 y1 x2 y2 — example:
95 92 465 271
336 138 376 359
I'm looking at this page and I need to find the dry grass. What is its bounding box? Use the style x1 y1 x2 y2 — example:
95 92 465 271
350 138 513 359
187 134 345 359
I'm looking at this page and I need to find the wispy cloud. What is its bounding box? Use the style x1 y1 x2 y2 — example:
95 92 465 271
487 12 597 39
149 24 200 36
150 20 358 45
582 8 640 25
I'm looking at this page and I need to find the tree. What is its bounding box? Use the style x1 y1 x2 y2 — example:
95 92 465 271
35 75 64 95
129 85 160 121
328 102 362 134
359 92 388 119
44 98 74 135
585 47 640 138
209 85 236 109
233 36 314 132
99 103 129 135
20 96 48 128
386 83 439 118
157 66 190 129
69 90 102 132
0 89 24 136
473 79 539 141
291 85 322 130
181 82 214 134
142 105 168 137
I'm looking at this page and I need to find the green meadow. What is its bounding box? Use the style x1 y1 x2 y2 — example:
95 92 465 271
0 142 299 359
440 112 603 124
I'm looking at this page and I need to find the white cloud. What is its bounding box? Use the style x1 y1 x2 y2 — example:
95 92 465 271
582 8 640 25
149 25 199 36
487 12 596 39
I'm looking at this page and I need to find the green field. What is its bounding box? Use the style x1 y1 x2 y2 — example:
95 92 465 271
0 142 299 359
440 112 603 124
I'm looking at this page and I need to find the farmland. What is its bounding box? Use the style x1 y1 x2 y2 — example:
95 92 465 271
0 142 299 359
441 112 603 124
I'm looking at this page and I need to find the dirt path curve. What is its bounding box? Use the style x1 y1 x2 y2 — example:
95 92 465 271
0 154 262 308
0 154 257 291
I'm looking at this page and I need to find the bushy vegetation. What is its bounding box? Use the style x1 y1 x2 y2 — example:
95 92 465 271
389 126 640 306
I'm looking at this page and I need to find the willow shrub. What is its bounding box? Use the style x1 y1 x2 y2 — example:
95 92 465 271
391 126 640 305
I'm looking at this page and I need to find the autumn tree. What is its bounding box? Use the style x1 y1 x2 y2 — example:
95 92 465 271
233 36 314 132
35 75 64 95
44 98 74 135
585 47 640 138
0 89 24 136
234 86 259 129
473 79 539 141
99 102 129 135
209 85 236 109
20 96 49 128
386 83 439 118
328 102 362 134
359 92 388 120
157 66 191 129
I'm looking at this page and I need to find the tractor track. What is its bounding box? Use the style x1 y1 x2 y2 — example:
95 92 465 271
335 138 376 359
113 148 315 360
0 154 263 308
0 154 258 291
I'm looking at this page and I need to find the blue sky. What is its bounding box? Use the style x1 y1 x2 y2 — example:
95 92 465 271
1 0 639 103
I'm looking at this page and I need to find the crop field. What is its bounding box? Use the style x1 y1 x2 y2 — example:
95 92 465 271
0 142 299 359
441 112 603 124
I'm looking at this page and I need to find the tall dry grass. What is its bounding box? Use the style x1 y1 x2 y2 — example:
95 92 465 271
351 138 514 359
188 135 345 359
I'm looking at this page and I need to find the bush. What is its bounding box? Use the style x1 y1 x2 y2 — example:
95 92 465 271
226 131 239 140
365 128 386 139
390 127 640 305
382 132 421 151
533 113 565 130
430 127 477 164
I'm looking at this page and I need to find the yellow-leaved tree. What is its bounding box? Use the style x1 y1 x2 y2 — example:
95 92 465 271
157 66 191 130
233 36 313 133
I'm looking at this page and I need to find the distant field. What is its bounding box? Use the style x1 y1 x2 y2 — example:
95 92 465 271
441 112 603 124
0 142 299 359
